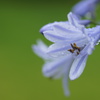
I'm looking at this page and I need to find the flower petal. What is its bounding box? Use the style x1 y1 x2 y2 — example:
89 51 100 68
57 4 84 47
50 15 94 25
47 41 71 57
40 21 68 33
86 26 100 37
43 29 85 43
42 54 74 78
68 12 85 31
72 0 97 18
78 20 91 26
62 74 70 96
53 24 82 35
69 54 88 80
32 40 50 60
62 61 72 96
43 31 67 42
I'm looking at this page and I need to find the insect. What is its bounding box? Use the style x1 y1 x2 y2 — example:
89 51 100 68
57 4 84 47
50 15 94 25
68 43 80 55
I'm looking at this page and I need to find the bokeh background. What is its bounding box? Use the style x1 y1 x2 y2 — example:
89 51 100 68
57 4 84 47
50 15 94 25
0 0 100 100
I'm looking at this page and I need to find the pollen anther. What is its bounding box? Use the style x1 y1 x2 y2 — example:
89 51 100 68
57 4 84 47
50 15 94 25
68 43 80 55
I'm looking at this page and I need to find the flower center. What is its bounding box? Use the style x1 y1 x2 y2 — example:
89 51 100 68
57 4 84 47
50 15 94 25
68 43 81 55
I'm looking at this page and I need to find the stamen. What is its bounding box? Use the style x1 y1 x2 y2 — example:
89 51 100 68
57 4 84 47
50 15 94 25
71 43 75 49
68 49 75 53
77 51 80 55
73 43 81 51
68 43 81 55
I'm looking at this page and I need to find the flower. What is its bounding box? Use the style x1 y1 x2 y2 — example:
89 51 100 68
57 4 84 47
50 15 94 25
33 12 100 96
32 40 73 96
72 0 99 19
41 12 100 80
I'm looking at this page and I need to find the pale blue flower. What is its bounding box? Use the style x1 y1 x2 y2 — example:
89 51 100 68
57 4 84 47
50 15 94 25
72 0 99 18
32 40 74 96
41 12 100 80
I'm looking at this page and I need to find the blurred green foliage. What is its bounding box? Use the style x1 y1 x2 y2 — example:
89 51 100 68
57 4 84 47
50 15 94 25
0 0 100 100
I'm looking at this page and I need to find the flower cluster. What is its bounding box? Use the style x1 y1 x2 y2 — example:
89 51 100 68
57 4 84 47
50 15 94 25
33 0 100 96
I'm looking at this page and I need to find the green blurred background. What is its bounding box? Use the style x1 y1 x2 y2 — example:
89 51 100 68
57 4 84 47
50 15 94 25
0 0 100 100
